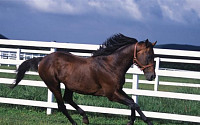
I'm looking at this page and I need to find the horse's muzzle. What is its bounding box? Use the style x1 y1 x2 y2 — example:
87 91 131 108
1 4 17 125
145 73 156 81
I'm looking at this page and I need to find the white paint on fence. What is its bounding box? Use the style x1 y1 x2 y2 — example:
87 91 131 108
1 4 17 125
0 39 200 123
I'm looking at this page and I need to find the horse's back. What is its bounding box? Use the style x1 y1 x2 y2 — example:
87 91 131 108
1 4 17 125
38 51 88 76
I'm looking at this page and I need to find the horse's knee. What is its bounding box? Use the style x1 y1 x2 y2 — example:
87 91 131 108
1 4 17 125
58 103 67 111
63 95 71 103
77 108 85 116
130 103 139 110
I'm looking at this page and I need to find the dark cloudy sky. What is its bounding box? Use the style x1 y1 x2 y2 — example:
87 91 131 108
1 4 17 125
0 0 200 46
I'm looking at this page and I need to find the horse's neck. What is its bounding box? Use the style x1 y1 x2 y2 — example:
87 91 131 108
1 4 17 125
112 44 135 74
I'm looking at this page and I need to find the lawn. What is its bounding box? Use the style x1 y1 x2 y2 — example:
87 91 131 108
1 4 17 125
0 65 199 125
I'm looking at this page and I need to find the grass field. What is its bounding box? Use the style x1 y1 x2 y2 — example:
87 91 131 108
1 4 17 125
0 65 200 125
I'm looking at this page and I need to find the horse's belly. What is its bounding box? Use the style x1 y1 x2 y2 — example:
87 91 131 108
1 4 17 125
66 81 101 95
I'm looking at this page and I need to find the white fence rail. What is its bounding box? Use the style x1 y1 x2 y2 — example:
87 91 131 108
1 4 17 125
0 39 200 123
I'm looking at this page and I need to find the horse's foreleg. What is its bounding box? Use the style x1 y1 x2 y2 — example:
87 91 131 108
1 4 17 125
47 84 77 125
108 89 153 125
63 89 89 124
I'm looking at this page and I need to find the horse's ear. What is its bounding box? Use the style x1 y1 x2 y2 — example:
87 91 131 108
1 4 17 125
152 41 157 47
145 39 149 43
145 39 150 48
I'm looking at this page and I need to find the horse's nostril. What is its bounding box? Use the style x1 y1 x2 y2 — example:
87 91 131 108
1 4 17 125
152 75 156 80
151 76 154 80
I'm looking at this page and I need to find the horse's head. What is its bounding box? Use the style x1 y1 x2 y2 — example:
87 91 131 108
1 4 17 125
134 39 157 81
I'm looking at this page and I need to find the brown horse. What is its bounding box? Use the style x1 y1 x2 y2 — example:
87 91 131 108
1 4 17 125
11 34 157 125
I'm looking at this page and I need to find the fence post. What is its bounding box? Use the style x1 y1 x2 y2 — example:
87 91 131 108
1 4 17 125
154 57 160 91
46 47 57 115
47 89 54 115
16 48 21 69
0 50 0 66
132 67 139 103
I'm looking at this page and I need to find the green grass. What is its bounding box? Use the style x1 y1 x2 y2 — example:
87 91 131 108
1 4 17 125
0 104 196 125
0 105 130 125
0 66 200 125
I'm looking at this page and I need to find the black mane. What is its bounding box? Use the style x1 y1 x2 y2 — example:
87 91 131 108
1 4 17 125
92 33 138 57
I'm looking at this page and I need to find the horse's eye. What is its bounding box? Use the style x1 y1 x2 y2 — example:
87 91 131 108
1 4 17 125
148 55 153 60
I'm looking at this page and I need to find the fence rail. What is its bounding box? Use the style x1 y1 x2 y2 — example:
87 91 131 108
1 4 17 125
0 39 200 123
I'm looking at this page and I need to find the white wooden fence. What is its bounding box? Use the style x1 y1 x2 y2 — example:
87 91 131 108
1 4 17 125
0 39 200 123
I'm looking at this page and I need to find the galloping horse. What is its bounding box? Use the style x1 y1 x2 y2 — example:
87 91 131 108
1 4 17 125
11 34 157 125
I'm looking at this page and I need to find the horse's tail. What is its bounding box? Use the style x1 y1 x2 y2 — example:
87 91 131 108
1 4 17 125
10 57 43 89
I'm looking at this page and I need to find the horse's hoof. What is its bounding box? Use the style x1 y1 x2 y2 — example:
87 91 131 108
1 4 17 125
147 121 153 125
83 116 89 124
72 122 77 125
127 121 133 125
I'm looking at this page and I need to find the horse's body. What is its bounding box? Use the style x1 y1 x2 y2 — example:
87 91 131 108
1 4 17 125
11 34 157 125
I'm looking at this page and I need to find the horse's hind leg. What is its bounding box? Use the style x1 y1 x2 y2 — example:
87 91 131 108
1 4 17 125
108 89 152 125
46 82 77 125
63 88 89 124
